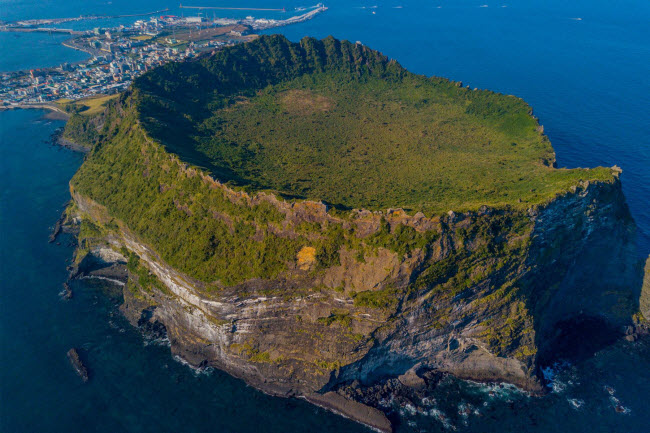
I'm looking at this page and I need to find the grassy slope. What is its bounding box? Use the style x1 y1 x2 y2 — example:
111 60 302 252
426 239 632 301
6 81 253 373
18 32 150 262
59 94 119 116
134 35 612 214
71 105 303 286
70 35 613 291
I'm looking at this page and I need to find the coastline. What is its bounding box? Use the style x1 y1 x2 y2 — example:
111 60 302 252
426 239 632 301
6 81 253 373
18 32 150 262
57 135 89 152
0 103 69 118
61 40 96 57
0 106 89 151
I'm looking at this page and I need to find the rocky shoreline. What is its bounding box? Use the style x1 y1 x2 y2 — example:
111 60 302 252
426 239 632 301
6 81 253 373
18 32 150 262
59 239 650 432
57 136 89 153
48 127 89 153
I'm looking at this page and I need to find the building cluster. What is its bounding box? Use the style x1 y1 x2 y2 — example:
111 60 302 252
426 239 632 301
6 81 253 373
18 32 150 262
0 34 230 106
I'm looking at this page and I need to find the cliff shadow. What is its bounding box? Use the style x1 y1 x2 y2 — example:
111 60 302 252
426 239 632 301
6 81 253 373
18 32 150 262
526 184 645 371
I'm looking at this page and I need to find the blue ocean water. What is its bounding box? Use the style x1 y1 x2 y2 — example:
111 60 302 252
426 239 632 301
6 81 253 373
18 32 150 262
1 1 649 432
0 32 89 72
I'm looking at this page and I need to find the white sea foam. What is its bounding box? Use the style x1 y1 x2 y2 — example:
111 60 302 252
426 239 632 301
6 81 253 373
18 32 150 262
468 380 527 399
567 398 584 410
542 361 573 393
552 379 567 393
402 403 417 416
608 395 632 414
427 408 455 430
143 335 170 347
457 402 474 417
377 398 390 408
172 355 213 376
79 275 125 286
616 405 631 414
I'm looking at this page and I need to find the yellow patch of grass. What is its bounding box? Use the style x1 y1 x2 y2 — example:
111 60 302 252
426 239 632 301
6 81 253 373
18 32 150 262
281 90 332 115
297 246 317 270
131 35 153 41
76 94 120 116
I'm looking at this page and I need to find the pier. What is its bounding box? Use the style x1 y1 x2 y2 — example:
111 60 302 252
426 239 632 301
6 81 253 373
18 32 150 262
0 27 86 35
179 4 286 12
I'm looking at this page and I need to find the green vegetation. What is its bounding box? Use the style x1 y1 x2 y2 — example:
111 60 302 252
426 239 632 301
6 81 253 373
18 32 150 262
61 36 632 375
125 250 170 296
352 286 401 310
68 34 612 296
78 217 105 240
72 106 305 285
133 34 613 214
62 114 99 148
478 300 535 358
73 216 111 265
366 218 438 256
318 310 353 329
230 341 276 364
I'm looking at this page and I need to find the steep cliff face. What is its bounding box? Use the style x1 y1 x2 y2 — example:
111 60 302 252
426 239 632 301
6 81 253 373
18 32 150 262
642 257 650 321
332 179 640 392
62 35 644 432
526 179 641 356
67 171 641 429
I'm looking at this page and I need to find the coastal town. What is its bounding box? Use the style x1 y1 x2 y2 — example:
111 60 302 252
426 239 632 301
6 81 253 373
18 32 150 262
0 4 327 109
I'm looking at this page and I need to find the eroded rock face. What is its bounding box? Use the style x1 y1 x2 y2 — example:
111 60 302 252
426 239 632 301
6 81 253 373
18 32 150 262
525 179 642 363
67 172 643 431
641 257 650 320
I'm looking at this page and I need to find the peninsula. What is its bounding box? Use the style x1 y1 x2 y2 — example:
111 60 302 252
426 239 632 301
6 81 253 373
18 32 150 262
61 35 646 432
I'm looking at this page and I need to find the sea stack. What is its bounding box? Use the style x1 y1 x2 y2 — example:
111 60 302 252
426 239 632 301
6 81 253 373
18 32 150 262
67 348 88 382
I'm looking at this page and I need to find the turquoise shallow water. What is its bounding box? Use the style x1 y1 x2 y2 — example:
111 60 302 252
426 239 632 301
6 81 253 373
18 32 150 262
1 1 649 432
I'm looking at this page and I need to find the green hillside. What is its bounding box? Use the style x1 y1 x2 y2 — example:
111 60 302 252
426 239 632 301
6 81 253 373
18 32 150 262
131 34 612 213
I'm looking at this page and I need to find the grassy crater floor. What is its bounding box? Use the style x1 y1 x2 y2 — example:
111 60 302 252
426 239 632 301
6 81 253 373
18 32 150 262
135 35 613 214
